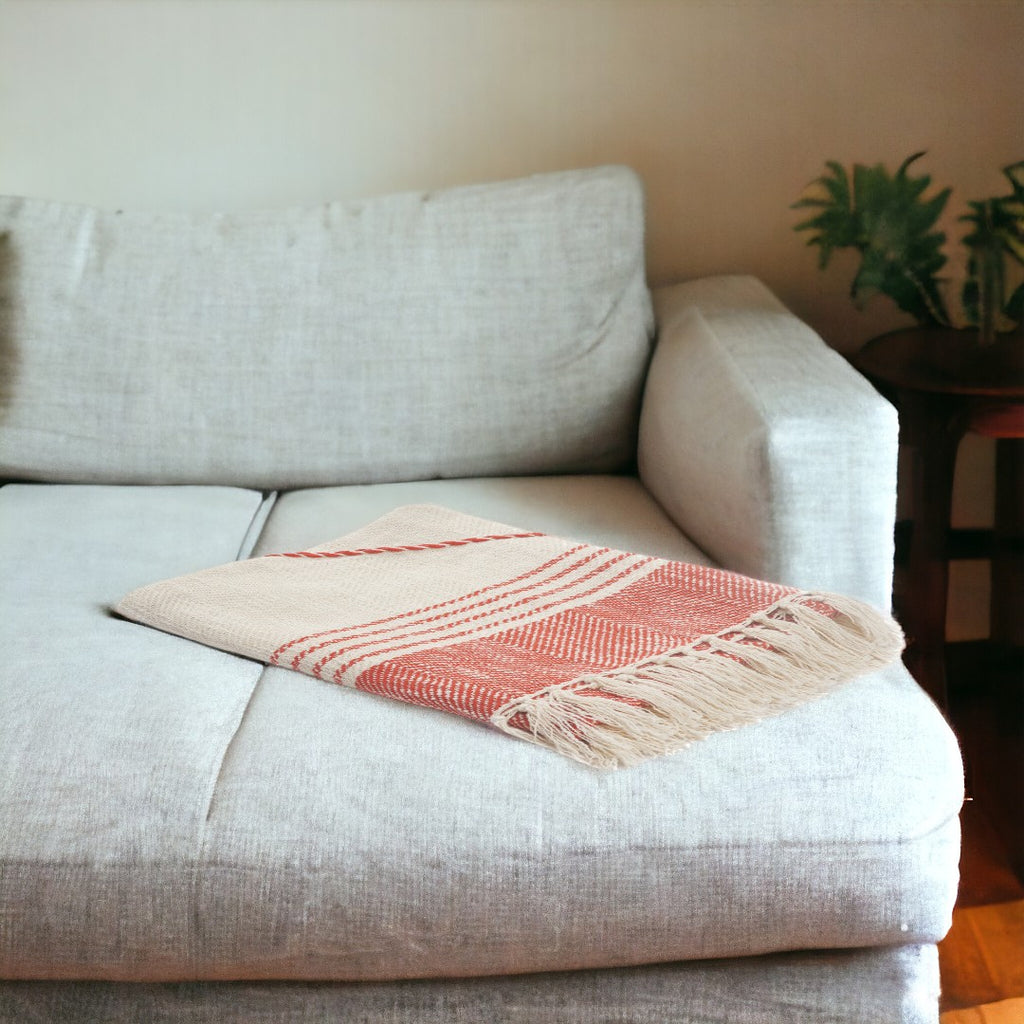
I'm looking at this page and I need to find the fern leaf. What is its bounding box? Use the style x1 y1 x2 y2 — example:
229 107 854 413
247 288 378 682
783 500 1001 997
793 153 951 325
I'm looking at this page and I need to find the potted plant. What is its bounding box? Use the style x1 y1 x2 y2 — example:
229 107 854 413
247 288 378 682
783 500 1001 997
792 153 1024 346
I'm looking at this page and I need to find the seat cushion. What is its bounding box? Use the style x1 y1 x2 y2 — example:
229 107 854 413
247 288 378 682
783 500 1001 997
0 478 963 983
0 166 653 488
0 484 270 977
249 475 714 563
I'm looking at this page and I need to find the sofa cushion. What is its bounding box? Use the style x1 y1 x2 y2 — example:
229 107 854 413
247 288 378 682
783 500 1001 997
0 166 653 488
0 484 270 977
0 945 942 1024
249 475 713 564
0 479 963 983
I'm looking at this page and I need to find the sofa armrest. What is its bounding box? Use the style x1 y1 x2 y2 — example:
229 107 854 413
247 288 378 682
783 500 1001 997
638 275 898 610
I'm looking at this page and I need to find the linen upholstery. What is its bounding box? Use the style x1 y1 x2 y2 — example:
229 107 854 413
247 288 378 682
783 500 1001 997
0 166 652 488
0 161 963 1023
0 945 941 1024
0 484 268 977
0 479 962 983
640 275 899 610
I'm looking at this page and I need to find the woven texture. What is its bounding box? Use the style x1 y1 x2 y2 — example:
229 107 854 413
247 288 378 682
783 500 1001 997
641 276 899 610
3 484 962 981
0 166 652 487
0 945 942 1024
116 505 903 768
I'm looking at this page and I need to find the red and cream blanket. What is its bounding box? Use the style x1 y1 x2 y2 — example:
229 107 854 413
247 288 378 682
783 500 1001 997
116 505 904 768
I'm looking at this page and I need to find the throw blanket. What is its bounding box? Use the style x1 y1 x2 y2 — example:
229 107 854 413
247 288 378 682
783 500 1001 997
115 505 904 768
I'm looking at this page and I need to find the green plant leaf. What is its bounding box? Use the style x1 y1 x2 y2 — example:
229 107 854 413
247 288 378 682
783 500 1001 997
793 152 951 325
960 161 1024 336
792 161 858 268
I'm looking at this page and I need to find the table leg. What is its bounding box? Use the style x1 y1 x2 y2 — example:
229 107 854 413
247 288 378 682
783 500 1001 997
901 393 968 709
991 438 1024 648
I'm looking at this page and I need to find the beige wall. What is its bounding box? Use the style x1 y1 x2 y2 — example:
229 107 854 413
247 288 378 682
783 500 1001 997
2 0 1022 635
3 0 1022 350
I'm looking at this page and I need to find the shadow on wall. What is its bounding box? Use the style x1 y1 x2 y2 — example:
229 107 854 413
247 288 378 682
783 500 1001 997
0 231 16 423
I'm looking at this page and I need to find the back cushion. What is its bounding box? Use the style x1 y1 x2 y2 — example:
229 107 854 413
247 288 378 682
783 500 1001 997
0 166 653 488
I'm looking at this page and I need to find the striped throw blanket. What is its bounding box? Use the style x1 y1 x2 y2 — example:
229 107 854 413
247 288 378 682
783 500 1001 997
115 505 904 768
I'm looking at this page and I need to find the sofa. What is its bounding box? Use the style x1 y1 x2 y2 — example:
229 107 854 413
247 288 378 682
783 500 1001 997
0 166 963 1022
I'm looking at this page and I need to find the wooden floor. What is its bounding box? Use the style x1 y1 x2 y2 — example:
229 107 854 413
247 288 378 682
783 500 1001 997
939 802 1024 1013
937 656 1024 1018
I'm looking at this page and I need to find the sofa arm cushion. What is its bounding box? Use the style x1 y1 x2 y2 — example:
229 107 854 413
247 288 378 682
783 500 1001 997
639 276 898 610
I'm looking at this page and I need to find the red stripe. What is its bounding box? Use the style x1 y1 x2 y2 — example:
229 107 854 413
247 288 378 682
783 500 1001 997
304 546 632 678
329 554 655 683
269 543 590 667
267 532 542 559
357 567 803 715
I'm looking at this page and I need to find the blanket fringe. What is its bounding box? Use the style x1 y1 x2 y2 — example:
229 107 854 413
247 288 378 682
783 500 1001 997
489 592 904 769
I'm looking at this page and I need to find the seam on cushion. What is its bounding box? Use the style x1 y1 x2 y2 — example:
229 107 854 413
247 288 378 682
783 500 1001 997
684 306 772 426
3 816 962 864
5 797 961 871
234 490 279 561
185 665 265 975
659 306 773 458
684 306 779 569
200 665 267 823
756 805 963 850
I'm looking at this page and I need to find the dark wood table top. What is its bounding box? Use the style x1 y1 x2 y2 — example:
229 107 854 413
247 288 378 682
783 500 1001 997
854 327 1024 398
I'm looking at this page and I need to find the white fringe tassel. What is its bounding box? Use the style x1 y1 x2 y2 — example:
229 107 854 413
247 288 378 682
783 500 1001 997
489 592 905 769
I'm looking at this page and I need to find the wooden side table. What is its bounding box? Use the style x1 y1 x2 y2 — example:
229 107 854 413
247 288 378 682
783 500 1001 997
853 327 1024 708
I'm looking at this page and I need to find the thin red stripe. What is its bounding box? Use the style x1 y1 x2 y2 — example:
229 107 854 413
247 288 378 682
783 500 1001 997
328 555 656 683
298 546 617 675
269 543 590 667
267 532 542 559
305 548 632 678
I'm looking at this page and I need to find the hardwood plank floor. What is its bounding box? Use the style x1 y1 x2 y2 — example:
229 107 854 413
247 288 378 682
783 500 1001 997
939 899 1024 1011
939 804 1024 1011
938 658 1024 1016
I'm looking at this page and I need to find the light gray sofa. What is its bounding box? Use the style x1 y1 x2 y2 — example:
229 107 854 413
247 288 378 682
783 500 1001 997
0 167 963 1022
